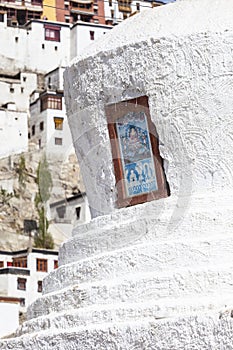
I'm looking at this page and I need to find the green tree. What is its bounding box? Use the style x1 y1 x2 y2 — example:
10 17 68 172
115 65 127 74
16 155 27 190
34 155 54 249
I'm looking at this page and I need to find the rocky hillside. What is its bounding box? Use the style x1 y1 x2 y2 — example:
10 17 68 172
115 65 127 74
0 148 84 251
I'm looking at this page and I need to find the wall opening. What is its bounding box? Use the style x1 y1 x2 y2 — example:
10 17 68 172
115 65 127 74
105 96 170 208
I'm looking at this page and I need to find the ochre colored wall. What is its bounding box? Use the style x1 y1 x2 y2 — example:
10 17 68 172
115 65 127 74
42 0 56 20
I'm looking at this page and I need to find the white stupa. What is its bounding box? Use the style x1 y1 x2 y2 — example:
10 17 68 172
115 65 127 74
2 0 233 348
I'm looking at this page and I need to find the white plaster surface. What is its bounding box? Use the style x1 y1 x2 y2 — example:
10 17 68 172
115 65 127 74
2 0 233 348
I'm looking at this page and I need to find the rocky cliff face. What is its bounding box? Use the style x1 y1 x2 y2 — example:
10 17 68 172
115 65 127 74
0 148 84 250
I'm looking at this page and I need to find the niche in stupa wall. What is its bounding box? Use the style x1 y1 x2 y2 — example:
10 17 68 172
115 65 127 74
105 95 170 208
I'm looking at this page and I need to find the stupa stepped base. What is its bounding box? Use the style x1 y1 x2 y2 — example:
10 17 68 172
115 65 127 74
58 191 233 265
43 234 233 294
27 265 233 320
1 193 233 348
16 296 233 337
1 315 233 349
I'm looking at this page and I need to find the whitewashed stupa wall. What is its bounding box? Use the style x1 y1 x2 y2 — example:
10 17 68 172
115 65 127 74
64 0 233 218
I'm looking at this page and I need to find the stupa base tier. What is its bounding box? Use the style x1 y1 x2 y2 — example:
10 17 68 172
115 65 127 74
58 191 233 265
1 315 233 349
15 297 233 338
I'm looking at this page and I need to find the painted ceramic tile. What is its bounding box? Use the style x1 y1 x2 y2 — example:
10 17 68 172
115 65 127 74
116 111 158 197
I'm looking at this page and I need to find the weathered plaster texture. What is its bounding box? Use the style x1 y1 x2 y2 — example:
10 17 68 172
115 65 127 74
2 0 233 348
64 0 233 217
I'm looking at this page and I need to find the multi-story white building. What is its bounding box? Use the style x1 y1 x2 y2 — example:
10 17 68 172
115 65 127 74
0 248 58 337
0 17 71 74
29 66 74 157
70 20 113 59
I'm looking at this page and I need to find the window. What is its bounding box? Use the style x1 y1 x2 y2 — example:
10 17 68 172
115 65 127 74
38 139 41 148
10 87 14 93
13 256 27 268
37 281 42 292
32 125 35 136
109 0 112 5
31 0 42 4
41 95 62 111
15 37 18 43
0 261 4 268
20 298 25 307
55 46 58 51
54 260 58 269
42 43 45 49
0 13 4 22
105 96 169 208
56 205 66 218
36 258 47 272
54 117 63 130
40 121 44 131
17 278 27 290
111 10 114 18
23 77 26 82
55 137 62 145
44 25 61 42
76 207 81 220
136 2 140 11
21 87 24 93
90 31 95 40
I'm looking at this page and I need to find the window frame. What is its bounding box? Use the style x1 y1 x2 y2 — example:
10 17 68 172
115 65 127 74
17 278 27 291
41 95 62 111
44 24 61 42
105 96 169 208
13 256 27 268
36 258 48 272
54 117 64 130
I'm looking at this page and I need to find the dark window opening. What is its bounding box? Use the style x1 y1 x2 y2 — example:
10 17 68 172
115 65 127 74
10 87 14 93
76 206 81 220
0 261 4 268
54 260 58 269
20 298 25 307
90 31 94 40
17 278 26 290
39 121 44 131
55 137 62 145
42 43 45 49
32 125 35 136
136 2 140 11
0 13 4 22
15 36 18 43
37 281 42 292
56 205 66 218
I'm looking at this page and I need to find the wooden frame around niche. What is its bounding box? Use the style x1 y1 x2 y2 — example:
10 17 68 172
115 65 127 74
105 96 169 208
